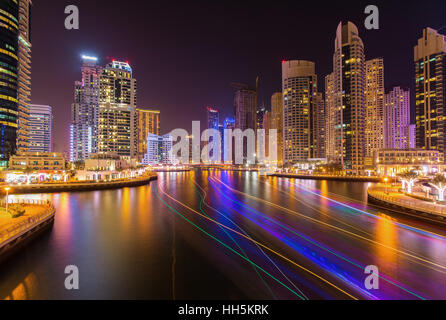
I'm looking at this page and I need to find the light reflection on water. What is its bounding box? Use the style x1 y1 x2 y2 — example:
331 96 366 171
1 172 446 300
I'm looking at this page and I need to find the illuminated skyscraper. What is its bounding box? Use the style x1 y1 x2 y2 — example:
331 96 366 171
262 110 273 163
365 58 385 156
205 107 219 163
408 124 416 149
218 123 224 163
224 117 236 130
414 27 446 161
385 86 411 149
0 0 19 165
207 107 219 130
70 56 101 162
282 60 317 164
136 109 160 161
16 0 32 152
314 92 326 159
331 22 366 174
271 92 283 165
325 72 337 163
223 117 235 163
29 104 52 153
98 61 137 158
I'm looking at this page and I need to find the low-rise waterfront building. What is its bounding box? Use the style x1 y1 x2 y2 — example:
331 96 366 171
74 169 140 182
375 149 444 176
8 152 65 171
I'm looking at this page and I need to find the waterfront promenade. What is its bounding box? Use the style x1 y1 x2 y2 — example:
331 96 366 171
368 185 446 220
269 173 382 182
0 199 56 262
0 173 158 195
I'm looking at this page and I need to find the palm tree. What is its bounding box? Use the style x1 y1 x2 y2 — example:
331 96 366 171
398 170 418 194
429 174 446 202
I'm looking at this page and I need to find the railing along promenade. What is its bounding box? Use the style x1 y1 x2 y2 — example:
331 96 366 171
268 173 382 182
367 187 446 218
0 199 56 249
0 173 158 195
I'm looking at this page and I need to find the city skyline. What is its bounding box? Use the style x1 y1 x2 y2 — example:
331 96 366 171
3 0 446 305
28 1 446 152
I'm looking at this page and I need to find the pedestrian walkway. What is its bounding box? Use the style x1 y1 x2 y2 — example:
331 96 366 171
0 200 55 246
368 185 446 217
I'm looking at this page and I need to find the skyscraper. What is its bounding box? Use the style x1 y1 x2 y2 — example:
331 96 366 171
365 58 385 157
331 22 366 174
232 81 257 131
271 92 283 165
137 109 160 161
205 107 219 163
218 123 224 163
414 27 446 161
282 60 317 165
232 81 258 164
224 117 236 130
408 124 416 149
16 0 32 152
262 110 272 162
207 107 219 130
29 104 52 153
223 117 235 164
70 56 101 162
98 61 137 158
0 0 19 165
384 86 411 149
314 92 326 159
325 72 337 163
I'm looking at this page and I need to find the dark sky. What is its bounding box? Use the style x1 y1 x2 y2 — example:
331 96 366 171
30 0 446 153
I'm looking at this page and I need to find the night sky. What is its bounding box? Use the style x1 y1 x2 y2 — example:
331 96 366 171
30 0 446 153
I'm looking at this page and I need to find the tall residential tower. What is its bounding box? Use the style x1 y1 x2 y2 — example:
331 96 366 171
365 58 385 156
16 0 32 152
271 92 283 165
331 22 366 174
29 104 52 153
137 109 160 161
207 107 219 130
282 60 318 165
98 61 137 158
414 27 446 161
385 86 411 149
70 56 101 161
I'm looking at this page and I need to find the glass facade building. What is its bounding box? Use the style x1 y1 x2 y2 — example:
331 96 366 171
0 0 19 165
414 28 446 162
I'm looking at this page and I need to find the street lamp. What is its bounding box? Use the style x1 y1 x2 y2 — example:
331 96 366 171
4 187 10 215
384 177 389 194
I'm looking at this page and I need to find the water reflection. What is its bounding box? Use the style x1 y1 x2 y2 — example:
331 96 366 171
1 172 446 300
